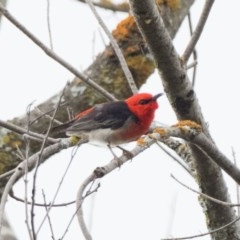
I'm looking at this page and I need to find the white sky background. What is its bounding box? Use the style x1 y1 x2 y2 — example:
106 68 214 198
0 0 240 240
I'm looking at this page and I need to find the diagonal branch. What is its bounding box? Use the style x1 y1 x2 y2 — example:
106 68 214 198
85 0 138 94
182 0 215 63
77 0 129 12
0 119 58 144
171 174 240 207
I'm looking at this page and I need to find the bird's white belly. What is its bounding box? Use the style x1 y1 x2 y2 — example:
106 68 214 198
87 128 116 146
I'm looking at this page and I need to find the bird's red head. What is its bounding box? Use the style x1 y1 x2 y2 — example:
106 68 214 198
125 93 162 127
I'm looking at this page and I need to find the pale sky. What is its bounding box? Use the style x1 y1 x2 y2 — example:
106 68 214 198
1 1 240 240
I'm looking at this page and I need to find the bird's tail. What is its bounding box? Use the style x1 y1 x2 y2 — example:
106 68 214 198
49 119 74 137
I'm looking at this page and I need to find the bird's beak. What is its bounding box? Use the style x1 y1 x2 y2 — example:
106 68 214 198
152 93 163 101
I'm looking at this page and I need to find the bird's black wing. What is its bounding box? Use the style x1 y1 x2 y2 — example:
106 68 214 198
67 101 138 133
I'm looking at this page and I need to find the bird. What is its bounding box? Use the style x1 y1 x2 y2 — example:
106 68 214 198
51 92 162 147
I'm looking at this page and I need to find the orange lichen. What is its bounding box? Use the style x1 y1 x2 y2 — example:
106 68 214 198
112 15 137 41
137 137 146 146
155 0 181 10
153 127 167 136
173 120 202 132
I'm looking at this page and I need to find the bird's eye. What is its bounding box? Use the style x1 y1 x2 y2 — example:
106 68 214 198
139 99 150 105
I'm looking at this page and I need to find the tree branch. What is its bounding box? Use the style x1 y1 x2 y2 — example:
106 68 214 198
182 0 215 63
85 0 138 94
77 0 129 12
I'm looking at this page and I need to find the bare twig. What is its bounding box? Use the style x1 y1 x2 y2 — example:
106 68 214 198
76 0 129 12
0 3 116 102
46 0 54 50
158 137 195 176
186 60 197 70
232 147 240 215
36 145 80 235
171 174 240 207
42 190 56 240
33 107 63 125
0 170 15 180
161 216 240 240
85 0 138 94
187 12 198 87
155 141 192 177
10 191 75 207
24 109 34 240
30 87 66 239
0 119 58 144
182 0 215 63
75 174 96 240
60 179 99 240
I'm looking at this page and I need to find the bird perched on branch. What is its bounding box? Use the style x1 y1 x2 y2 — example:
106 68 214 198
51 93 162 147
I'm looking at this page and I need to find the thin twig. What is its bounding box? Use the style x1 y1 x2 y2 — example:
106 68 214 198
161 216 240 240
33 107 62 125
10 191 75 207
0 3 116 102
182 0 215 62
0 119 58 144
0 169 15 180
171 174 240 207
36 145 80 235
77 0 129 12
42 190 56 240
232 147 240 215
30 87 66 239
85 0 138 94
24 107 34 240
74 175 98 240
186 60 197 70
46 0 53 50
155 141 192 177
60 178 99 240
187 12 197 87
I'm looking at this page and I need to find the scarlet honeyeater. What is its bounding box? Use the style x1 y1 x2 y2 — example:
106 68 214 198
51 93 162 146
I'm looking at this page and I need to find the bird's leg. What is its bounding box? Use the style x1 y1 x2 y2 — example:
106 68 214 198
107 144 123 168
117 146 134 160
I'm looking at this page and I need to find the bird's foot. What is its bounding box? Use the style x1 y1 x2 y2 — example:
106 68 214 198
107 145 123 168
117 146 134 160
113 157 123 168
